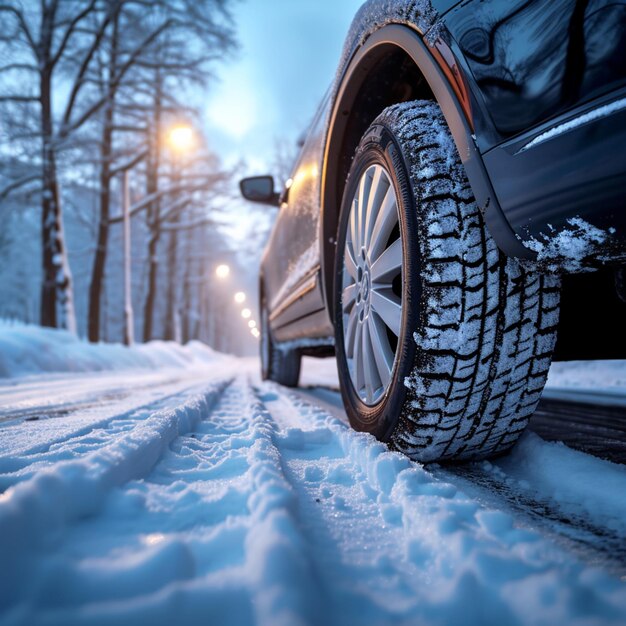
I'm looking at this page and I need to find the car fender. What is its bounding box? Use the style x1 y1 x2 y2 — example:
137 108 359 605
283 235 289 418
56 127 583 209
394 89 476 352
319 21 534 319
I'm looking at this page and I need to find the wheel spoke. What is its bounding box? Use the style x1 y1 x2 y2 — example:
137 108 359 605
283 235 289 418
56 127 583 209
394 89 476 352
363 166 385 249
344 307 358 358
342 284 357 312
353 321 365 391
370 237 402 285
370 288 402 336
349 197 359 253
344 245 358 281
368 312 394 389
369 187 398 261
361 320 379 402
357 168 372 248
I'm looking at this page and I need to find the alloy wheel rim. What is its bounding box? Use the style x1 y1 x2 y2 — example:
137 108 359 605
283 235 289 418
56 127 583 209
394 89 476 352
341 163 403 405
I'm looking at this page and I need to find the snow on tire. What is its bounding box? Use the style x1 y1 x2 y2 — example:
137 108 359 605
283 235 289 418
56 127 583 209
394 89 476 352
336 100 561 462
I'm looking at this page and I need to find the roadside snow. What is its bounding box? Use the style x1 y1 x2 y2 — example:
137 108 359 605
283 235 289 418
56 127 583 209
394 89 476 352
547 360 626 392
0 321 220 378
545 360 626 406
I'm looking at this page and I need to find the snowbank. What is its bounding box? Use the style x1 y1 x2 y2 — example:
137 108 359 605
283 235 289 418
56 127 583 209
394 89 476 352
547 360 626 391
0 321 222 378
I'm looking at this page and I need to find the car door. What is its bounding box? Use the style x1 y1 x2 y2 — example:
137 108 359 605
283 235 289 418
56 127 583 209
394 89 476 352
263 91 332 329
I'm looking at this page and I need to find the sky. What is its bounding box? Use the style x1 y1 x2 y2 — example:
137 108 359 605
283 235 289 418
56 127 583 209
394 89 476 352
204 0 364 175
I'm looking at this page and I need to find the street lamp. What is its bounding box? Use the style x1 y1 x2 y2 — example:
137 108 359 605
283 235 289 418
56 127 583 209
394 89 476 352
166 124 196 154
248 320 256 329
241 308 251 319
215 264 230 279
234 291 246 304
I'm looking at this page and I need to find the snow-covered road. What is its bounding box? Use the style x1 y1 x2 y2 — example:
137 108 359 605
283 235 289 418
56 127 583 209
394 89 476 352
1 357 626 625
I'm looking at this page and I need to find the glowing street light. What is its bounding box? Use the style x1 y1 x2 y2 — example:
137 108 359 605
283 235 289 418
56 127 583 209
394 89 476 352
251 328 260 338
248 320 256 329
241 308 251 319
234 291 246 304
215 264 230 279
166 124 196 154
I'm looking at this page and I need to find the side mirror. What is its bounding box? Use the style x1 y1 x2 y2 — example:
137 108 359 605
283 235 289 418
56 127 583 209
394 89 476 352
239 175 279 206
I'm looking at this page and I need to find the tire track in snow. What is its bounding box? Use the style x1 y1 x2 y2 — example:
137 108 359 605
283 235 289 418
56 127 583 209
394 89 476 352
0 377 231 491
0 377 233 616
0 374 220 459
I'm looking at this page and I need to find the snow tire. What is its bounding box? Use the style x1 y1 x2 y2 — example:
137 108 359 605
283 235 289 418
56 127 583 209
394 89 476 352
260 286 301 387
335 100 561 462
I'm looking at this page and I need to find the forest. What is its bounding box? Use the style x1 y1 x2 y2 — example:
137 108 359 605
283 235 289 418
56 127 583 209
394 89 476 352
0 0 268 353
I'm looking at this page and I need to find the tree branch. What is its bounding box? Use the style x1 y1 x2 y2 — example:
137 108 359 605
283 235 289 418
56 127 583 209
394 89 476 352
0 95 39 103
0 5 36 51
60 3 117 134
109 147 149 176
0 173 41 201
60 17 173 138
50 0 100 68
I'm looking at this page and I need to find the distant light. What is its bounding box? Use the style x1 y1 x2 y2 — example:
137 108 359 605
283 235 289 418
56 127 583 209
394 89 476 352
143 533 165 545
248 320 256 329
234 291 246 304
251 328 260 338
167 124 195 153
215 264 230 279
241 308 251 319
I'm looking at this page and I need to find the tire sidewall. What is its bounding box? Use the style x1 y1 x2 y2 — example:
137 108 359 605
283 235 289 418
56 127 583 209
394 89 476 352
334 123 422 440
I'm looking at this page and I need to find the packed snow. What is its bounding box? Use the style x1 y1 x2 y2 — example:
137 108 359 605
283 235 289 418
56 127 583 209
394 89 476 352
0 330 625 624
521 217 614 272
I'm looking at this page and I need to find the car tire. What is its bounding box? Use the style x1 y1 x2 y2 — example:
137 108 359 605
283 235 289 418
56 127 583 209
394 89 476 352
334 100 560 462
260 285 301 387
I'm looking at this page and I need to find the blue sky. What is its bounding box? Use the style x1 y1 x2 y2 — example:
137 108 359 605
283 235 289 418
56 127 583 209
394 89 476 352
204 0 364 173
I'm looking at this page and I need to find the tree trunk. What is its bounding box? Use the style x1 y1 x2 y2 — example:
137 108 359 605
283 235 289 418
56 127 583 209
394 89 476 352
88 8 120 342
88 120 113 341
39 68 76 333
143 232 159 342
142 76 162 342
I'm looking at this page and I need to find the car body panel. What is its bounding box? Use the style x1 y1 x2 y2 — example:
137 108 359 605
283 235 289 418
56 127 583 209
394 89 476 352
445 0 626 257
446 0 626 147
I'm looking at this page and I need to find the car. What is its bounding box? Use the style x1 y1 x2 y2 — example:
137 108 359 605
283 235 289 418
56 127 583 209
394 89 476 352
239 0 626 463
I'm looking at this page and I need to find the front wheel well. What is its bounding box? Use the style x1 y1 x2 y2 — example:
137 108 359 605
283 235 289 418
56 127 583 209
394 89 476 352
322 43 435 316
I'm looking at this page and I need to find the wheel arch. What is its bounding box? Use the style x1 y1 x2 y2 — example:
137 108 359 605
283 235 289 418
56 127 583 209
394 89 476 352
320 23 534 320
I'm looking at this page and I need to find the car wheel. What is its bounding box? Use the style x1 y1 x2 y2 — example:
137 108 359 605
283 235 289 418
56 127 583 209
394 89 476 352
260 285 301 387
334 100 560 462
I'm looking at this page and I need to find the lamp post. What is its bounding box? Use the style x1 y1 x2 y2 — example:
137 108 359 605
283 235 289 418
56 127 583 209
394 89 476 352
122 169 134 345
115 148 148 346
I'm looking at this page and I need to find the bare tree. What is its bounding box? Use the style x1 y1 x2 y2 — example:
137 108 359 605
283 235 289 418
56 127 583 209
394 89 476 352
0 0 236 338
0 1 118 331
85 0 236 341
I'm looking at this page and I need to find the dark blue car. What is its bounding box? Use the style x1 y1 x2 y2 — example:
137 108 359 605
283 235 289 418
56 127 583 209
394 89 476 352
241 0 626 462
